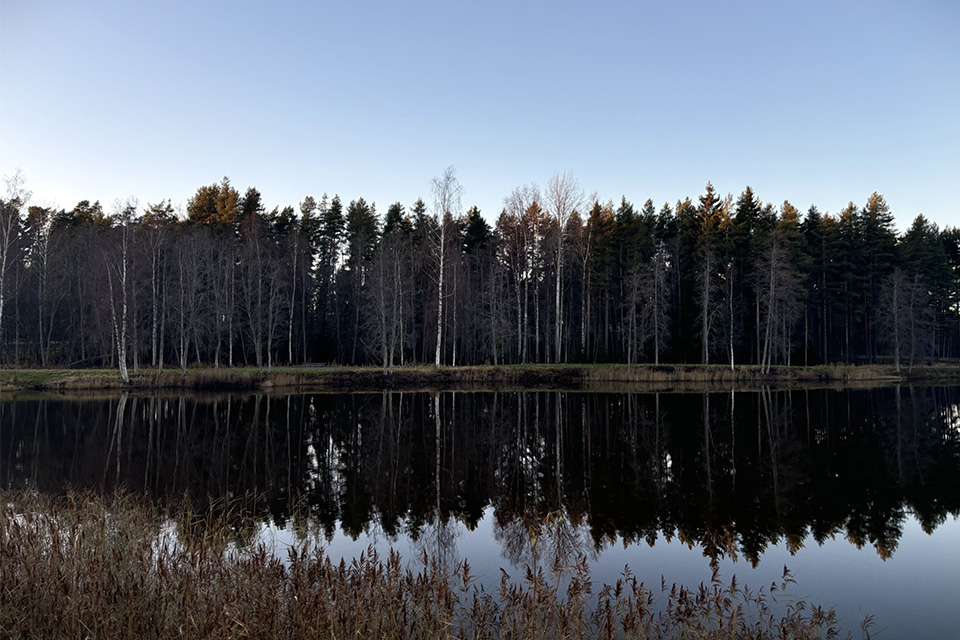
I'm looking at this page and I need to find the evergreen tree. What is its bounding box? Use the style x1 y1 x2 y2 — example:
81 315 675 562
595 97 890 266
187 177 239 228
801 206 830 363
341 198 379 363
836 202 865 361
899 215 952 358
860 192 897 360
693 183 728 365
316 195 344 360
941 226 960 358
586 200 616 360
462 205 490 253
733 186 762 363
411 199 438 363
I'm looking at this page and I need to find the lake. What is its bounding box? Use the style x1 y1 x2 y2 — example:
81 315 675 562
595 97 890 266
2 385 959 638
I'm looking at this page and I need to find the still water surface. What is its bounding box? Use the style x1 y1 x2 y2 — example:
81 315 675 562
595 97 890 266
2 386 959 638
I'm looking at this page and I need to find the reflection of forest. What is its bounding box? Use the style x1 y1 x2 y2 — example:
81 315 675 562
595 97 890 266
2 386 959 565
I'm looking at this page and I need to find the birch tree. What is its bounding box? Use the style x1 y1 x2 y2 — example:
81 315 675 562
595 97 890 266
544 172 584 363
0 170 29 361
756 220 801 373
104 198 137 383
25 205 60 365
240 217 268 370
502 185 539 363
430 166 462 367
365 230 406 372
173 229 206 373
142 200 174 369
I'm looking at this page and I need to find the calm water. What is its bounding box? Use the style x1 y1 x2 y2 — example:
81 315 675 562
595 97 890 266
2 386 959 638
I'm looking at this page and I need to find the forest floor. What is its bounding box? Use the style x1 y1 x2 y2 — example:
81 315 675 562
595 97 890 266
1 362 959 394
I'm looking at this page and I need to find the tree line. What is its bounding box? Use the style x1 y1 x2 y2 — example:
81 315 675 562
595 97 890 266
1 168 958 374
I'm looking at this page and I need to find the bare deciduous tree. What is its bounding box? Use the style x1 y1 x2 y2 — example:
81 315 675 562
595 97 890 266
624 262 648 366
142 200 174 370
756 229 800 373
879 268 933 371
430 166 462 367
365 232 407 373
104 198 138 383
173 229 207 373
544 172 584 363
0 170 29 361
25 205 62 365
239 218 286 371
502 185 540 363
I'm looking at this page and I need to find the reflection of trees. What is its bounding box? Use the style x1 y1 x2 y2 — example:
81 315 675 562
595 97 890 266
493 507 594 584
103 391 129 486
410 392 461 571
2 386 960 566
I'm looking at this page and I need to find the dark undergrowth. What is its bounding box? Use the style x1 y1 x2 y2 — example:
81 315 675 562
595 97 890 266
0 489 871 639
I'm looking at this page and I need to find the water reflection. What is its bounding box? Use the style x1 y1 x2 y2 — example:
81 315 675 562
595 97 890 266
2 386 959 567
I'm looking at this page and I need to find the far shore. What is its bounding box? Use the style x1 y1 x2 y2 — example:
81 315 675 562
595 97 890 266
2 362 959 394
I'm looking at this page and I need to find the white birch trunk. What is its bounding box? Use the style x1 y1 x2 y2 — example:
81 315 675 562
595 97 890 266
435 219 444 367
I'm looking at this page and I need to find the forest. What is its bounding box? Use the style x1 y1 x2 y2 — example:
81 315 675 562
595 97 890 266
1 169 958 375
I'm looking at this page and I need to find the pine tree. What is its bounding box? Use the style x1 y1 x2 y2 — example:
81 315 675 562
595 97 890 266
733 186 762 363
316 195 344 361
694 183 726 365
343 198 379 363
899 215 952 359
462 206 490 253
836 203 865 361
860 192 897 360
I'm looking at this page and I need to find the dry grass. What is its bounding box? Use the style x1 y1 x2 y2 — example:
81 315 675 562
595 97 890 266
2 361 958 395
5 362 957 394
1 489 865 639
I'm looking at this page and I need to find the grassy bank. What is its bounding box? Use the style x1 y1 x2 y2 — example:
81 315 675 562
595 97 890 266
1 362 959 393
0 489 863 639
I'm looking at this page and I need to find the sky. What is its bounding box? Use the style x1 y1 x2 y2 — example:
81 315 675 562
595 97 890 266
2 0 958 230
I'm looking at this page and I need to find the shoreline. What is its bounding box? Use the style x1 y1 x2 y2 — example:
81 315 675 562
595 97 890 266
2 362 959 394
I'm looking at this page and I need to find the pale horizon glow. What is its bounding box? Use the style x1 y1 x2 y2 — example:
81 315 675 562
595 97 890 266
2 0 958 230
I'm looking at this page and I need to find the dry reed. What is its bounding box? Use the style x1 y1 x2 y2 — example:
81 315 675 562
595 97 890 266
0 489 867 639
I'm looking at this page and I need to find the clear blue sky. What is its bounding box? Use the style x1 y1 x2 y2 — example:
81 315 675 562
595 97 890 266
2 0 958 229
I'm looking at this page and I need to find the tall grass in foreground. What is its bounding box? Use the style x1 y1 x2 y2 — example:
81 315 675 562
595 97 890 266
1 490 867 639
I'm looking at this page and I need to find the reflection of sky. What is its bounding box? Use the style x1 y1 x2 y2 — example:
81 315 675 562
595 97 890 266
601 516 960 640
266 510 960 640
